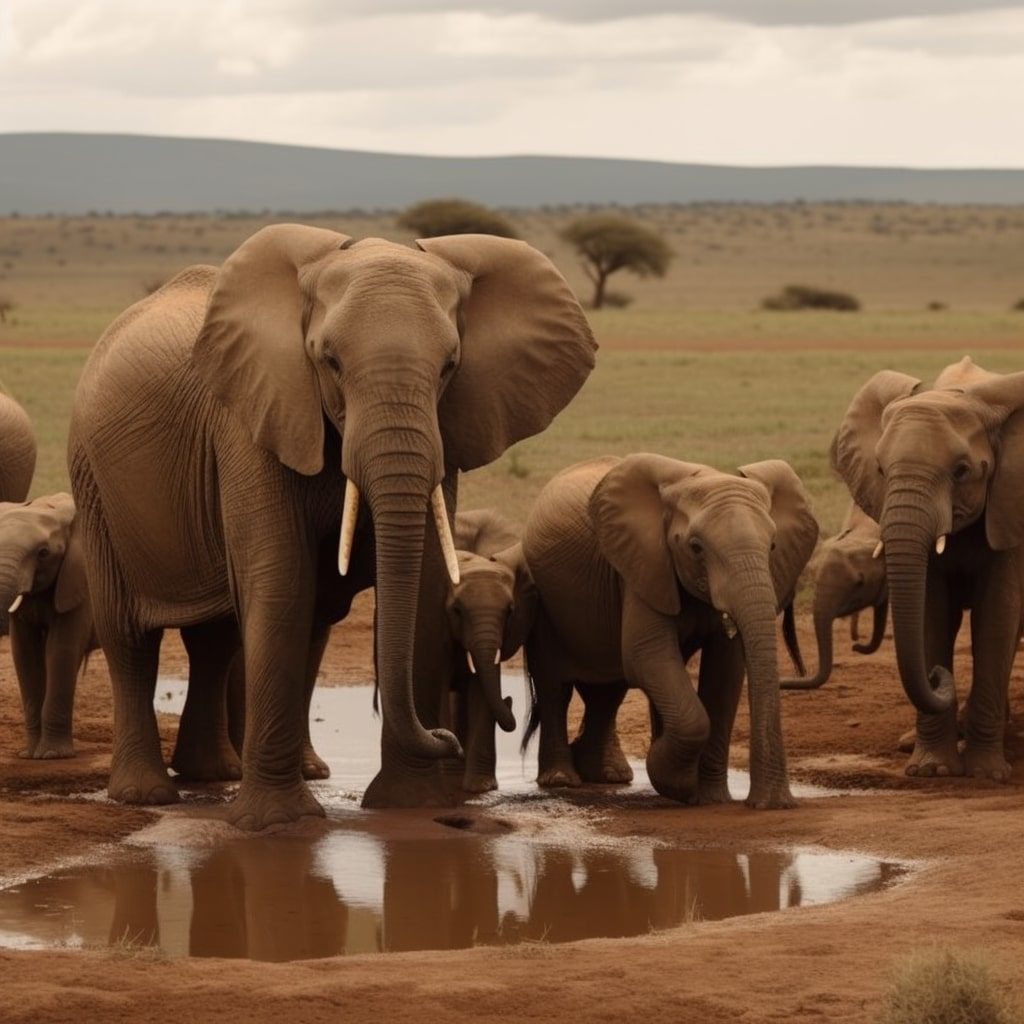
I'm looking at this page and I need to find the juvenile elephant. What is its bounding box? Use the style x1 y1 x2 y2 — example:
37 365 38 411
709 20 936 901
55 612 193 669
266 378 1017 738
832 356 1024 780
522 454 818 809
0 392 36 503
447 543 536 792
69 226 595 826
0 495 95 759
782 502 888 690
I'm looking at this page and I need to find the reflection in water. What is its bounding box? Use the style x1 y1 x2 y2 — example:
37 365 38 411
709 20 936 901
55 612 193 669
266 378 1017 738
0 820 902 961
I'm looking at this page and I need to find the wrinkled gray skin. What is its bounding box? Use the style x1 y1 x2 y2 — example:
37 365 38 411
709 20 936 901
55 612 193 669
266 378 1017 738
523 454 818 809
447 543 537 792
782 502 888 690
832 356 1024 780
0 393 36 506
0 495 96 759
68 225 595 828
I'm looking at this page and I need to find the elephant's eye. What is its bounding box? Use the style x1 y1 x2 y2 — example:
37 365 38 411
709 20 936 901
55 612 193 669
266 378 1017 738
441 357 457 380
688 537 704 556
952 461 971 482
37 546 49 560
877 462 884 476
323 353 341 374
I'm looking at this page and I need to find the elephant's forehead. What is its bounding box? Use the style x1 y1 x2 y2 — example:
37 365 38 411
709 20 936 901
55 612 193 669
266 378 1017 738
882 391 983 435
671 472 768 507
322 239 463 292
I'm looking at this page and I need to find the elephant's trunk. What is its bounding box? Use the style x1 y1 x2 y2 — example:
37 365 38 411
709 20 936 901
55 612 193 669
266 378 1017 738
465 613 516 733
780 579 842 690
345 394 462 761
853 599 888 655
0 553 32 637
880 471 955 715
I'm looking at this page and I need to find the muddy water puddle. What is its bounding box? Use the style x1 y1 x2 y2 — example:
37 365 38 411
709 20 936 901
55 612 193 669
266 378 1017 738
0 681 903 961
0 817 903 960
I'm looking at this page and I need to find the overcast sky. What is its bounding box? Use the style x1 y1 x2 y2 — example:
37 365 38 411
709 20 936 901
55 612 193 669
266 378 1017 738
2 1 1024 166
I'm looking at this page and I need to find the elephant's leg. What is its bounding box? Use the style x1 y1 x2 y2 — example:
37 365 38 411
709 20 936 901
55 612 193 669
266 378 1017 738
696 631 745 804
226 650 244 756
525 622 580 788
462 665 499 793
622 592 709 804
906 579 962 778
571 681 633 784
962 555 1019 781
300 621 332 780
10 617 45 758
35 607 92 759
172 619 243 782
105 628 178 805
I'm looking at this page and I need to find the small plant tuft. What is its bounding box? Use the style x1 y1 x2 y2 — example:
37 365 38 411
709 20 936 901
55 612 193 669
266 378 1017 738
927 300 947 311
761 284 861 312
1012 298 1024 312
878 948 1022 1024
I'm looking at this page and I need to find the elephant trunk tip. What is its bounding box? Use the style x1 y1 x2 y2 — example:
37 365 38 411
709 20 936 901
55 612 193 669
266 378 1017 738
497 696 516 733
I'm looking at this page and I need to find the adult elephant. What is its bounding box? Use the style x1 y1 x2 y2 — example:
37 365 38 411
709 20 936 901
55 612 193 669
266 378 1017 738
68 225 596 827
522 454 818 808
782 502 888 691
831 356 1024 779
0 392 36 503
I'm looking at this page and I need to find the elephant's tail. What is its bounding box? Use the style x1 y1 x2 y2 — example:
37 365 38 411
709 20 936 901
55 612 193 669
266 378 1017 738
519 644 541 754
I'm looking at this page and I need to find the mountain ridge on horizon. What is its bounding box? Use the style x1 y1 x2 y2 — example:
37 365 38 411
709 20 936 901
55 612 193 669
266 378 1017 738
3 131 1024 214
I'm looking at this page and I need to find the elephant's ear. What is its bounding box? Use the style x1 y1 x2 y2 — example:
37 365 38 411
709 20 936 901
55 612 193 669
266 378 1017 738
831 370 922 520
738 460 819 611
192 224 351 476
589 454 704 616
416 234 597 471
54 522 88 615
987 407 1024 550
493 543 537 657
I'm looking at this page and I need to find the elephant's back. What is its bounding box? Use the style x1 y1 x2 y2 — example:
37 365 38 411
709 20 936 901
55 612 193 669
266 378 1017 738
0 392 36 501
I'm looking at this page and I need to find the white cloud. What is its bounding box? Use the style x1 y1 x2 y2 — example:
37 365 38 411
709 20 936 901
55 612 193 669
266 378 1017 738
1 1 1023 166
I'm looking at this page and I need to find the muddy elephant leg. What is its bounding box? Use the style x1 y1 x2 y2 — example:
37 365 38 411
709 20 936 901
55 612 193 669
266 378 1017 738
10 616 45 759
462 663 499 793
962 554 1019 781
301 621 332 780
906 577 962 778
696 631 745 804
571 681 633 784
172 619 243 782
105 628 178 805
526 616 580 788
35 607 92 759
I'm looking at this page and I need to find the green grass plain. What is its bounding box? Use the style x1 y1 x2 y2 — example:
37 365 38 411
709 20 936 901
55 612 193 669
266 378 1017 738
1 204 1023 542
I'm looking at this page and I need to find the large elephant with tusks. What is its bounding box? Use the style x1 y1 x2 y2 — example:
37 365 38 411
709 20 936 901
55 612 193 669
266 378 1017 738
68 225 596 828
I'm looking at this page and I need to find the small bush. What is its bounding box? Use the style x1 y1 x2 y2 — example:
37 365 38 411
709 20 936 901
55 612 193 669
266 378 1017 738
398 198 518 239
1012 298 1024 312
602 290 634 309
879 948 1021 1024
761 284 861 312
927 300 947 311
0 296 13 324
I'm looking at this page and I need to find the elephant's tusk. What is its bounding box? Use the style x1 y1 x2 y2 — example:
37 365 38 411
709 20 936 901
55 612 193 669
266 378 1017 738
466 650 477 674
338 478 360 576
872 540 884 559
431 486 460 585
8 594 24 614
722 612 738 639
494 649 501 665
935 535 947 555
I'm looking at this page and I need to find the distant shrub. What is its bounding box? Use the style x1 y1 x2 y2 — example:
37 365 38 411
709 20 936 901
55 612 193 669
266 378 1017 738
0 296 13 324
927 301 947 311
1012 298 1024 312
602 290 634 309
879 948 1021 1024
761 284 860 312
397 198 518 239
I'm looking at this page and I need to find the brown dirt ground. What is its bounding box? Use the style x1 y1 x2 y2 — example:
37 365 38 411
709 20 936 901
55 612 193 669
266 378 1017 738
2 597 1024 1024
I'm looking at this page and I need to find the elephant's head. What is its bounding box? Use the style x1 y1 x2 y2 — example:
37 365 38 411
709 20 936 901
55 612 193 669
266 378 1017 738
447 545 537 733
590 454 818 782
0 494 85 635
832 356 1024 715
782 506 888 690
191 225 595 760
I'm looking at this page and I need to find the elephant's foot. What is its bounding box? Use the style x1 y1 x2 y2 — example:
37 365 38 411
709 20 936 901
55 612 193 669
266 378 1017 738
963 743 1012 782
170 744 243 783
301 743 331 781
896 726 916 754
697 776 733 805
109 759 180 805
222 779 324 831
537 763 582 788
571 735 633 785
745 778 797 810
34 734 76 760
905 738 964 778
17 732 41 759
362 759 464 809
646 739 700 804
462 771 498 794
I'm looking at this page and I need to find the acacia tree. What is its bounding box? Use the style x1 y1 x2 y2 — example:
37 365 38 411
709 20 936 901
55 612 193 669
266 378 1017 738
398 198 518 239
560 215 673 309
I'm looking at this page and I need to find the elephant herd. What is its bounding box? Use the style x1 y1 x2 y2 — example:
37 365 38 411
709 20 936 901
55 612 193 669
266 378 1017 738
1 222 1022 830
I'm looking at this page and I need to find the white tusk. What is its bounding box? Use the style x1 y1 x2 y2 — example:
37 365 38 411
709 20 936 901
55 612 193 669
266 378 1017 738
722 612 738 639
431 486 460 585
872 541 884 559
466 650 477 675
338 478 360 575
8 594 24 614
494 649 501 665
935 535 947 555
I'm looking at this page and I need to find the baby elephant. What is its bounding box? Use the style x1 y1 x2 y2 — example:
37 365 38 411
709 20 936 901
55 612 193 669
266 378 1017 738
523 455 818 809
782 502 888 690
0 494 95 759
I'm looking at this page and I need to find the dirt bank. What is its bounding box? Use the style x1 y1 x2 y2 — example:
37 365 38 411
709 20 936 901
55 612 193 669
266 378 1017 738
1 604 1023 1024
